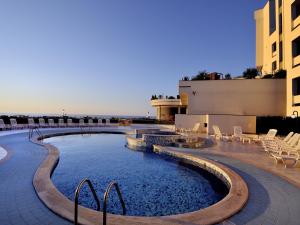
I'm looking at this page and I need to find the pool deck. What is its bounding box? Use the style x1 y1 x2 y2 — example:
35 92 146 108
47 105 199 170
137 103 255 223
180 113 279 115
0 126 300 225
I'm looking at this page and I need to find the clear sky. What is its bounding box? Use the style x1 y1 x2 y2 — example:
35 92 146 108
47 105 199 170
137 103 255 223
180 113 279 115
0 0 267 116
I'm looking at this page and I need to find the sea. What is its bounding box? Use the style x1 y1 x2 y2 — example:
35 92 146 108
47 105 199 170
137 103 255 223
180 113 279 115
0 112 154 119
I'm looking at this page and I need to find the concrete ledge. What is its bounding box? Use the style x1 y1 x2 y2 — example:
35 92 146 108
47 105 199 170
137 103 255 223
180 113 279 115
32 131 248 225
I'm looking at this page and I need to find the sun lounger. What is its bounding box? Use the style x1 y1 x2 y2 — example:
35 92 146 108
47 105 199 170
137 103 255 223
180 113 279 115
28 118 37 128
88 119 94 127
258 129 278 142
212 125 231 141
38 118 47 128
67 119 73 127
271 139 300 166
79 119 85 127
180 123 201 135
10 118 22 129
48 119 57 128
97 119 103 127
283 132 294 143
264 133 299 154
58 119 65 127
0 119 9 130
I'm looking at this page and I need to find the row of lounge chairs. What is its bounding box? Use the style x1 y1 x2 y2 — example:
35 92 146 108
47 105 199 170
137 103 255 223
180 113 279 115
263 131 300 167
0 118 111 130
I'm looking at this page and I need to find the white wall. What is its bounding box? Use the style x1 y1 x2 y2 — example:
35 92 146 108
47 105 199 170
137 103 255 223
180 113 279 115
175 114 208 133
175 114 256 134
208 115 257 135
179 79 286 116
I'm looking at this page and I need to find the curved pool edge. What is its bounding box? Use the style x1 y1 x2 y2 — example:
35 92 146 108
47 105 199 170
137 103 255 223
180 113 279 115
32 131 249 225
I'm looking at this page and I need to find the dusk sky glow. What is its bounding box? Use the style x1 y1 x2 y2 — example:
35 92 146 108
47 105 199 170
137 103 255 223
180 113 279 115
0 0 266 116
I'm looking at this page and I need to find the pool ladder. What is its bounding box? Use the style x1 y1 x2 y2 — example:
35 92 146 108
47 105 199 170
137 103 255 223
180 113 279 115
28 127 42 140
74 179 126 225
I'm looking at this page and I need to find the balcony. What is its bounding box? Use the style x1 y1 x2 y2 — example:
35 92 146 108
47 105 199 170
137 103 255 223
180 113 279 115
150 99 183 107
293 95 300 105
293 55 300 67
293 16 300 30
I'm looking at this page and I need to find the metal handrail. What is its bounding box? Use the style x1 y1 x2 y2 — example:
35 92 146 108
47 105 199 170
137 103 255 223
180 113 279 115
74 178 101 225
28 127 42 140
103 181 126 225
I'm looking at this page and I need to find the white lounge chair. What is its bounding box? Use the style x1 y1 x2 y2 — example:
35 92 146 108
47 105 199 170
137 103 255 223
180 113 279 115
271 139 300 167
58 119 65 127
258 129 278 142
232 126 243 141
267 133 300 155
79 119 85 127
97 119 103 127
0 119 8 130
10 118 21 129
180 123 201 135
283 132 294 143
88 119 94 127
67 119 73 127
48 119 56 128
212 125 230 141
28 118 36 128
38 118 47 128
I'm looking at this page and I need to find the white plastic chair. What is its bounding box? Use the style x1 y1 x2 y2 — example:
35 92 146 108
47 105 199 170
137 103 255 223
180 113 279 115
79 119 85 127
88 119 94 127
10 118 20 129
38 118 47 128
0 119 8 130
48 119 56 128
28 118 36 128
58 119 65 127
97 119 103 127
67 119 73 127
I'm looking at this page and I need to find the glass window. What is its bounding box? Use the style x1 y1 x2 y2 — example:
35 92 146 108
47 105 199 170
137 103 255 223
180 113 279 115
269 0 276 34
272 42 277 53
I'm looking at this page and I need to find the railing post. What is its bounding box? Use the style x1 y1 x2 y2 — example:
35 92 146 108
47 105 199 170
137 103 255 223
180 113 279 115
103 181 126 225
74 178 101 225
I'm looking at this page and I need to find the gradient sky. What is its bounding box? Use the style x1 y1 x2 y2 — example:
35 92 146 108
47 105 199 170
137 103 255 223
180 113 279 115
0 0 267 116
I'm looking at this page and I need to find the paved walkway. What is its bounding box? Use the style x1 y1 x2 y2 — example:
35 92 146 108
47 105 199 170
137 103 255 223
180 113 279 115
164 147 300 225
0 128 300 225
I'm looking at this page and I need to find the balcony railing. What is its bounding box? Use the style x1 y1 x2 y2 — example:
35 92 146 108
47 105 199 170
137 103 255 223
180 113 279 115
293 95 300 105
293 16 300 29
293 55 300 67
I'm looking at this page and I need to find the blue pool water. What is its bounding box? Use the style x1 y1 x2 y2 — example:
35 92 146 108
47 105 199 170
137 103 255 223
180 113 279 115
48 134 227 216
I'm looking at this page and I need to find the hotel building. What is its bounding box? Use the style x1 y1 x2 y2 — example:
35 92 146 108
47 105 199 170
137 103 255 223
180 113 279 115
255 0 300 116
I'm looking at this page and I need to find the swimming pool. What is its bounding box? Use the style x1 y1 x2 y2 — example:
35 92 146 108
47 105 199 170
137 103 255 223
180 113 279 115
47 133 227 216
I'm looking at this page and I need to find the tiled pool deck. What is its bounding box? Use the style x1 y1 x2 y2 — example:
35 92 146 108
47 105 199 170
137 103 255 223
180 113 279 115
0 126 300 225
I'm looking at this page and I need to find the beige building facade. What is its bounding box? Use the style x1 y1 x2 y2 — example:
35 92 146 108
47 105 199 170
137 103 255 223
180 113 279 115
176 79 286 134
255 0 300 116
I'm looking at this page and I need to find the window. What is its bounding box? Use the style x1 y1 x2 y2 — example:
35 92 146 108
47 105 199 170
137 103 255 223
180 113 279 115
279 0 282 7
272 61 277 71
292 0 300 20
269 0 276 34
279 13 282 34
279 41 283 62
292 36 300 58
293 77 300 96
272 42 277 53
